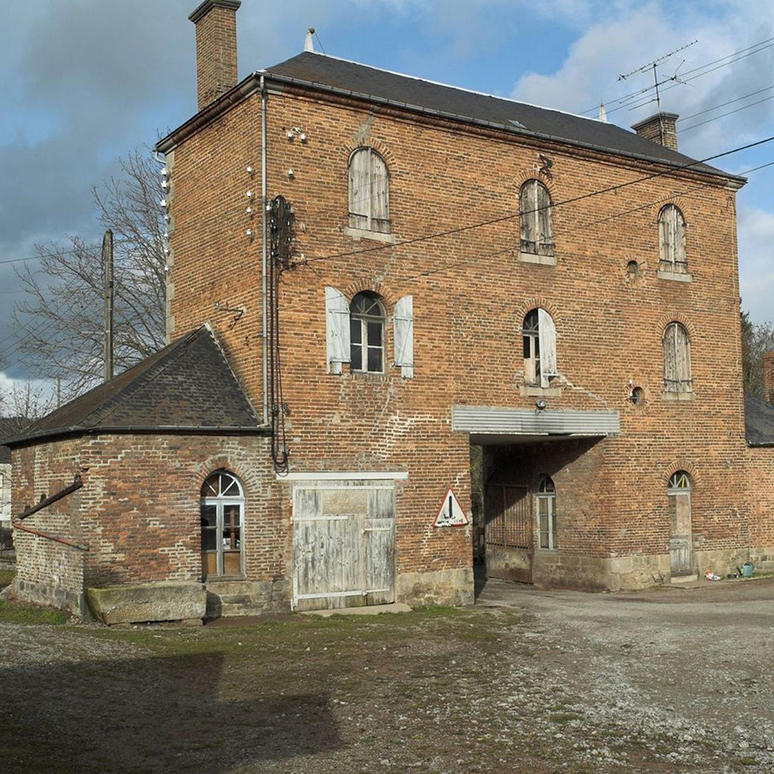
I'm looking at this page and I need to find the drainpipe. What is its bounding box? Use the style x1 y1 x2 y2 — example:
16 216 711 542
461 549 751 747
261 73 269 426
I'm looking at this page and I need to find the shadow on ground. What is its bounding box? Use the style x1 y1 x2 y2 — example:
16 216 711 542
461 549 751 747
0 652 340 773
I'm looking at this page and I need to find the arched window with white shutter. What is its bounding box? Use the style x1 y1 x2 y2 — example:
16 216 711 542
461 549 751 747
520 180 554 259
523 308 557 388
348 148 390 234
658 205 687 275
663 322 692 393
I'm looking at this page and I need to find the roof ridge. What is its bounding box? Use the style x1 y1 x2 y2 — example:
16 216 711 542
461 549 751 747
202 324 262 424
285 50 605 126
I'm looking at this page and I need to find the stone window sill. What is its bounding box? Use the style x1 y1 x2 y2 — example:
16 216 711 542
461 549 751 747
520 385 563 397
662 390 695 401
657 269 692 283
519 251 557 267
343 226 396 244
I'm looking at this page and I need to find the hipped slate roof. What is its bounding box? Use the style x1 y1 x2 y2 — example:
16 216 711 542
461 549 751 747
5 326 265 447
745 393 774 447
261 52 734 179
0 417 20 463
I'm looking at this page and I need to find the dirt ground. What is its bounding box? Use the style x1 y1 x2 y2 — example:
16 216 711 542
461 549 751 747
2 577 773 773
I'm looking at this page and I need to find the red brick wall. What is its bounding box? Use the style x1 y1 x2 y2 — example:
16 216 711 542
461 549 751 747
11 439 85 612
166 83 758 578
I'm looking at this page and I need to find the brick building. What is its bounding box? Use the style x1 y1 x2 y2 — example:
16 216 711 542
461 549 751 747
5 0 774 620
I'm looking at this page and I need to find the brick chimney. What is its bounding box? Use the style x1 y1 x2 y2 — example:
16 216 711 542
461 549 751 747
189 0 241 111
764 352 774 404
631 112 679 152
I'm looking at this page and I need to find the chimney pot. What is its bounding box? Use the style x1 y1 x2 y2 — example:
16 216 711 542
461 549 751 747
189 0 241 111
631 112 679 152
763 352 774 404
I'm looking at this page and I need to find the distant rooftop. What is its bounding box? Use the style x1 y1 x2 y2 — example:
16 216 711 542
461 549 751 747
745 393 774 447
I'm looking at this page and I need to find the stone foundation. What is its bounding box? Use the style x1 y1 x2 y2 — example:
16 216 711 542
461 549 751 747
2 576 86 617
204 579 290 617
396 567 475 607
695 546 774 577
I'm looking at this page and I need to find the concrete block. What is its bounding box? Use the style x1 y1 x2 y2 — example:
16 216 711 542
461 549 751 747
86 581 206 625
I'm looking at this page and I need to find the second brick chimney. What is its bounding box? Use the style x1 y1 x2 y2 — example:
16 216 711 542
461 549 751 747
764 352 774 404
631 112 679 152
189 0 241 111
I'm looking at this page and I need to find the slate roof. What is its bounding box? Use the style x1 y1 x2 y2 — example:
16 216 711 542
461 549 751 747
0 418 20 464
262 51 737 180
745 392 774 447
5 326 265 447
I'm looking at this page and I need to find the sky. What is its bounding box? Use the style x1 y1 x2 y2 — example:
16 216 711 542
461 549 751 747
1 0 773 391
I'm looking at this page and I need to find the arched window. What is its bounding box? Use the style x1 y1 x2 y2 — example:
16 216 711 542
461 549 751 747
349 147 390 233
520 180 554 256
523 308 557 388
536 475 557 550
200 470 244 579
658 205 687 274
668 471 693 577
663 322 692 393
350 293 385 373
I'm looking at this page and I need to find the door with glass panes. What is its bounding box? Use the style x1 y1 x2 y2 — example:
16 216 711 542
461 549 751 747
200 471 244 579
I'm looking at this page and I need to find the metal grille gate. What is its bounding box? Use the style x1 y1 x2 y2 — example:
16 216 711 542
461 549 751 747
485 483 533 583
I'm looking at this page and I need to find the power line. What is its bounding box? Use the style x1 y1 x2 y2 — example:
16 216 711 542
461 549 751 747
681 94 774 133
582 35 774 117
291 134 774 270
677 84 774 122
397 158 774 283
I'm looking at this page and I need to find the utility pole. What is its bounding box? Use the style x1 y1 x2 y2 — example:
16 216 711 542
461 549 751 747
102 229 114 382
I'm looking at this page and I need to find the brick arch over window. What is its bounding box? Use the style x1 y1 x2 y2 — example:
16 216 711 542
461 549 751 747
515 297 560 327
660 461 700 488
340 139 397 171
343 280 399 309
655 312 696 339
195 455 260 499
513 168 557 198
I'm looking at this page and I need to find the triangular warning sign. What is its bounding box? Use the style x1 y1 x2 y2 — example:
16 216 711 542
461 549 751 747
433 488 469 527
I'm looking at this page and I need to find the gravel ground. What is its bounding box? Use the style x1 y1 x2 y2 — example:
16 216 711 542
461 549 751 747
1 578 773 773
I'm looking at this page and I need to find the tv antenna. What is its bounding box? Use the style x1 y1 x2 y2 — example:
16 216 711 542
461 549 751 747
619 39 698 113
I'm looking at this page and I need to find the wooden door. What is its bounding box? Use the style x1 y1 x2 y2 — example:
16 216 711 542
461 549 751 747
292 483 395 611
485 483 533 583
669 491 693 576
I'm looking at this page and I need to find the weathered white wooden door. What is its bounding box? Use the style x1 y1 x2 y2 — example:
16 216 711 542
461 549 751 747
292 481 395 611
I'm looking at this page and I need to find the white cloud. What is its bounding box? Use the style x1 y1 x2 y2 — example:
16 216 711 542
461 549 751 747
738 205 774 324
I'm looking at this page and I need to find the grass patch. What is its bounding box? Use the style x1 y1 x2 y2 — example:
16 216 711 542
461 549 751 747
0 599 67 625
549 712 583 724
0 569 15 589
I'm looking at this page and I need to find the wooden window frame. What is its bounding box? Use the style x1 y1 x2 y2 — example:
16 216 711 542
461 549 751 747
523 309 541 386
536 475 557 551
520 180 555 261
200 471 245 580
350 293 386 374
348 147 391 234
663 322 692 394
658 205 689 277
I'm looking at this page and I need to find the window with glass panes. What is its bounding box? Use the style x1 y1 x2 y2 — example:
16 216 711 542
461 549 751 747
536 475 557 550
350 293 385 373
523 309 541 385
200 470 244 578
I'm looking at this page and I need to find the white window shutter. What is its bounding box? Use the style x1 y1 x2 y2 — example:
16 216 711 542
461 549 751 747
538 308 557 388
325 287 350 374
393 295 414 378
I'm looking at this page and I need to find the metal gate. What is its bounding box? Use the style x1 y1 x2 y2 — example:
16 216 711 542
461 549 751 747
485 483 533 583
292 482 395 611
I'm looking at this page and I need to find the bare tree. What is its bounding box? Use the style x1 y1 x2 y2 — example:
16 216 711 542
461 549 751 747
0 380 55 433
11 150 166 399
742 310 774 400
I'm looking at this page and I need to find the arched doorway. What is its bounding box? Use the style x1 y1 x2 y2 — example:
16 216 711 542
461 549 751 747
668 471 693 578
200 470 245 579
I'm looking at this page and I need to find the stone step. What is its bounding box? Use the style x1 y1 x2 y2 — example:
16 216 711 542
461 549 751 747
671 573 699 585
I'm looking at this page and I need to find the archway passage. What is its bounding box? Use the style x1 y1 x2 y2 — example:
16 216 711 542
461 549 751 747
200 471 245 579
